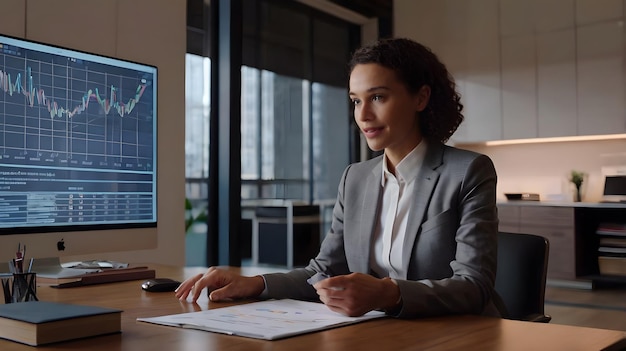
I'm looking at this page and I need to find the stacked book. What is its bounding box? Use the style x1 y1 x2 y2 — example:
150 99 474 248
596 223 626 276
0 301 121 346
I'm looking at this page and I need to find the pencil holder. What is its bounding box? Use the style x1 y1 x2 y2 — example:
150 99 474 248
2 272 38 303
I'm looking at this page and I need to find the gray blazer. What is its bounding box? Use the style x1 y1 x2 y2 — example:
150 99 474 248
264 142 505 318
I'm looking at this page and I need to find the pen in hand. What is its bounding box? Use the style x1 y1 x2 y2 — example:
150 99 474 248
307 272 344 291
306 272 330 286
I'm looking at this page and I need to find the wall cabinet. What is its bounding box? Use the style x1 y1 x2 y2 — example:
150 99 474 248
576 21 625 136
534 0 574 33
447 0 502 143
536 29 577 137
396 0 626 144
575 0 623 25
501 34 537 140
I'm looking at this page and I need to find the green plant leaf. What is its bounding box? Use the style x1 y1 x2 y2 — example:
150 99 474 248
569 170 585 188
185 197 208 233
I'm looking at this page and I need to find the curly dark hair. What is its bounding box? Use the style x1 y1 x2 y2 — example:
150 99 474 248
348 38 464 143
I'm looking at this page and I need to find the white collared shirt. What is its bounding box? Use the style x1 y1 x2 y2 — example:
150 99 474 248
370 142 426 279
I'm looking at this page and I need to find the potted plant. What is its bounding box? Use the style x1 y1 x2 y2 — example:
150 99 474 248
569 170 586 202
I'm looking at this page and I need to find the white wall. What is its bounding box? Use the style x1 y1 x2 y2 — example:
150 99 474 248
0 0 186 265
461 140 626 203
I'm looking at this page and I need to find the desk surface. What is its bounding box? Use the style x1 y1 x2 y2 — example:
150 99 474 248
1 265 625 351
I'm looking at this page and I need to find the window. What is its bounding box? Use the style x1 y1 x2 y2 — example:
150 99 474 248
184 53 210 266
311 83 351 201
240 0 358 203
241 68 351 202
186 0 360 265
242 68 311 200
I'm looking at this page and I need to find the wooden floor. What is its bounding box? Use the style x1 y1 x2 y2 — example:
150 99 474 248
545 284 626 331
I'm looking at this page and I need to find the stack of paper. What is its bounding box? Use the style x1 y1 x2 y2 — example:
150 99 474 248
138 299 386 340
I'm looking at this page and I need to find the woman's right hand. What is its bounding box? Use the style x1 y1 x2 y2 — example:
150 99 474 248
174 267 266 303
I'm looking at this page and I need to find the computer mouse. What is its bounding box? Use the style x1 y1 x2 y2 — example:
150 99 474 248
141 278 181 292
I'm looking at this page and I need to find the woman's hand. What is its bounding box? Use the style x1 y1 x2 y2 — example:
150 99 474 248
312 272 401 317
174 267 265 303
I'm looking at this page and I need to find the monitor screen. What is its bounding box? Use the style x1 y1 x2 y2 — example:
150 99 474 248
603 176 626 197
0 34 157 237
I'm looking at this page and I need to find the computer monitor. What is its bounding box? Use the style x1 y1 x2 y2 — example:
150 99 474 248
0 34 157 262
602 175 626 203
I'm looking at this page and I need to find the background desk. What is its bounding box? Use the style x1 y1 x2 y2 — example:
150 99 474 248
498 201 626 289
242 199 323 268
2 265 625 351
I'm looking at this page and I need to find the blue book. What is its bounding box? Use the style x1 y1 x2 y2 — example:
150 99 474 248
0 301 121 346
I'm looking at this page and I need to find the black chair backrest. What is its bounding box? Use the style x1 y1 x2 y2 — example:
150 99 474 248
495 232 550 321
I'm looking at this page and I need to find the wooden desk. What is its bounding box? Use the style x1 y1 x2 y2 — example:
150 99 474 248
2 265 625 351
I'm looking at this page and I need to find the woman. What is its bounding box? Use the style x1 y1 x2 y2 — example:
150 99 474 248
175 38 505 319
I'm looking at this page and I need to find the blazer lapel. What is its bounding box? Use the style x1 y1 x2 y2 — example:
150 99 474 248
354 161 382 274
402 143 444 275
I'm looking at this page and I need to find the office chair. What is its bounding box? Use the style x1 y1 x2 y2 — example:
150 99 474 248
495 231 552 323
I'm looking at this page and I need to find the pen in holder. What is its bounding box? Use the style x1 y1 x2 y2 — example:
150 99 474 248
2 272 38 303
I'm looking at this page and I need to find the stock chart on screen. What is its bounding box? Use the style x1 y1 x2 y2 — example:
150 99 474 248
0 35 157 232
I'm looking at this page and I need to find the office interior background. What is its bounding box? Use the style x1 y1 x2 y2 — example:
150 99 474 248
1 0 625 332
185 2 626 333
185 0 626 267
1 0 625 268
